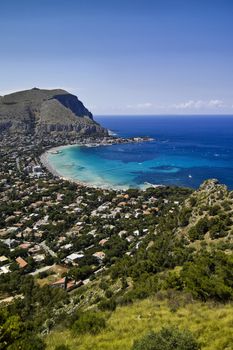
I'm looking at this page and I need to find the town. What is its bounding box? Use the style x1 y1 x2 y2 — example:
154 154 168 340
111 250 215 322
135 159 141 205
0 132 184 300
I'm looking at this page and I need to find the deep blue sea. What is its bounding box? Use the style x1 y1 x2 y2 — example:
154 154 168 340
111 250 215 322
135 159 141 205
48 116 233 190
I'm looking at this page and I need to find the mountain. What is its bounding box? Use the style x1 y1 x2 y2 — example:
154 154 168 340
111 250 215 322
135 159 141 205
0 88 107 137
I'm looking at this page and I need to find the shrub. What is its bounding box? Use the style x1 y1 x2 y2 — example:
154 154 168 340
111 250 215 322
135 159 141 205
188 217 209 241
208 217 228 239
180 250 233 301
99 280 108 290
72 311 106 335
7 335 46 350
132 326 199 350
54 345 70 350
178 207 192 227
209 205 221 216
105 289 113 298
98 297 117 311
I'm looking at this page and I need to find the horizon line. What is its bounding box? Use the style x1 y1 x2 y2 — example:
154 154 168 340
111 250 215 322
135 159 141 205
95 114 233 117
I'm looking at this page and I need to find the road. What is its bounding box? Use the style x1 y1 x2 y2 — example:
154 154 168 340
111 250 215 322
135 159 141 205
30 264 56 276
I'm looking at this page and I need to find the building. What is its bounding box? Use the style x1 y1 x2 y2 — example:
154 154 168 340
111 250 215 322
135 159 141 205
16 256 28 268
65 252 84 264
93 251 106 261
51 277 83 291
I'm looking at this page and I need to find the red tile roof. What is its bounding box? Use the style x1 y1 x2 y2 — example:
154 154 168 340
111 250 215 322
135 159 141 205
16 257 28 268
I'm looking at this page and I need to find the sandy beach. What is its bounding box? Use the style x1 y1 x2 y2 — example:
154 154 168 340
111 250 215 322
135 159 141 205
40 145 87 187
40 145 117 190
39 141 160 192
39 145 132 191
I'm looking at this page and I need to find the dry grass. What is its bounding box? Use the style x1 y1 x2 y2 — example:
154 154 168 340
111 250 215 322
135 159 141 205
36 265 68 287
46 298 233 350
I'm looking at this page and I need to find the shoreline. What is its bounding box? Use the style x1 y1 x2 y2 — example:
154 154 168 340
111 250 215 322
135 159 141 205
39 137 156 191
40 145 130 191
40 147 163 192
40 146 93 189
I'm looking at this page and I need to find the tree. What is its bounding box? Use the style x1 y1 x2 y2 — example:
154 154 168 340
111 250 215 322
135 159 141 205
188 217 209 241
0 310 45 350
132 327 200 350
98 297 117 311
7 335 45 350
181 250 233 301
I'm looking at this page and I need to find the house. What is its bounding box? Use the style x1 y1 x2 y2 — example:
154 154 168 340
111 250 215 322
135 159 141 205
0 256 8 265
16 257 28 268
61 243 73 250
93 251 106 261
126 235 135 243
0 264 11 274
32 254 45 262
28 245 41 254
4 238 18 248
99 238 109 246
66 279 83 291
0 229 8 237
65 252 84 264
133 229 140 236
6 227 18 235
51 277 83 291
19 242 31 250
118 230 127 238
87 229 97 237
118 201 127 207
32 165 43 177
51 277 66 289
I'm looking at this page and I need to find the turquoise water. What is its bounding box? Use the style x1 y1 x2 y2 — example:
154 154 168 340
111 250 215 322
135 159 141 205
47 116 233 189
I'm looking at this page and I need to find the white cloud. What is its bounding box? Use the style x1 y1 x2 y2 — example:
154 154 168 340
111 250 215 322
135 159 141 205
126 102 153 109
208 99 224 107
173 99 224 110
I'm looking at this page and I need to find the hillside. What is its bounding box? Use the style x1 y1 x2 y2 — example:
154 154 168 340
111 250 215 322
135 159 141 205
46 298 233 350
0 88 107 137
45 179 232 349
0 179 232 349
172 179 233 255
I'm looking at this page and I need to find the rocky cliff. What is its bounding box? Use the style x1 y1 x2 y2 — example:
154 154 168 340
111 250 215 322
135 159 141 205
0 88 107 137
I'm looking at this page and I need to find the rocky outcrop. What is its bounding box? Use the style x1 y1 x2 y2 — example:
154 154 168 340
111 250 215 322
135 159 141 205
176 179 232 244
0 88 107 138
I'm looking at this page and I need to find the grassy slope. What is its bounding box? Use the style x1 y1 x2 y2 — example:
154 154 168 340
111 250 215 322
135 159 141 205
46 298 233 350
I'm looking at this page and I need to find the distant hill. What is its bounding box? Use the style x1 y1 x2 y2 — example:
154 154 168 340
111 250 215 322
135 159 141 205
0 88 107 137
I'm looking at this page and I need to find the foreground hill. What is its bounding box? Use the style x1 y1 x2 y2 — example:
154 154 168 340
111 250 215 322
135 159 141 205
0 88 107 137
44 179 232 350
0 178 232 349
46 297 233 350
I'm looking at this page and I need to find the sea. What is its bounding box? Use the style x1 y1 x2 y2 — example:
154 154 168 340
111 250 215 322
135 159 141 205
47 115 233 190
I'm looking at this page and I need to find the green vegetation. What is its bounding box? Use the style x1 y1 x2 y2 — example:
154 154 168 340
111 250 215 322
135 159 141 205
54 346 70 350
0 309 45 349
71 311 106 335
1 173 233 349
181 250 233 301
46 298 233 350
132 326 199 350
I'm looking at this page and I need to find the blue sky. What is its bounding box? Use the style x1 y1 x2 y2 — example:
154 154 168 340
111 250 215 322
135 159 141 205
0 0 233 115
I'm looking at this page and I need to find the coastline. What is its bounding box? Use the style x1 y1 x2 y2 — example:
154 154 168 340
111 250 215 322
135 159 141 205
40 145 129 191
39 136 156 191
40 145 92 188
40 147 162 192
